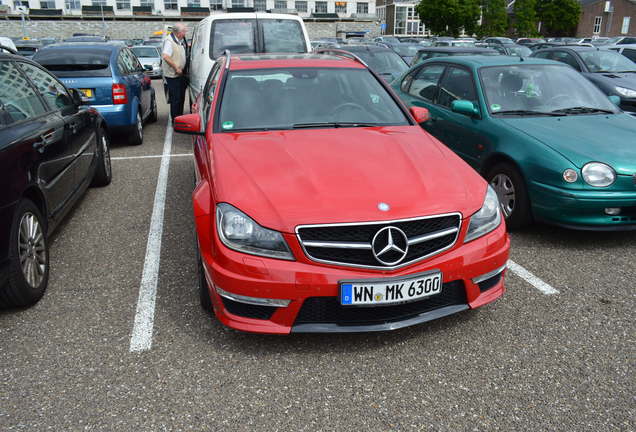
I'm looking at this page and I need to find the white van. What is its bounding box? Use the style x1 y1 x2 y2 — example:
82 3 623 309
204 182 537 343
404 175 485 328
188 13 311 101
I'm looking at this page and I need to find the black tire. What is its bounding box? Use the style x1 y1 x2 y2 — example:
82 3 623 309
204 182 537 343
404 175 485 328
485 162 532 230
129 110 143 146
196 242 212 312
0 200 49 308
91 127 112 187
148 95 158 124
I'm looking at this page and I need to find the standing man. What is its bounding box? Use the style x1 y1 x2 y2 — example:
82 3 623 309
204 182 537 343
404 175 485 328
162 23 188 122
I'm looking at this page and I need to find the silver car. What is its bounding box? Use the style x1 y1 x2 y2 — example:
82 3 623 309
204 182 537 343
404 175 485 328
131 45 162 78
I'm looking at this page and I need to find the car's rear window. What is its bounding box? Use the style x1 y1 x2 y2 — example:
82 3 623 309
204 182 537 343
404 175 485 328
211 19 257 59
262 20 306 53
131 47 159 58
34 49 112 77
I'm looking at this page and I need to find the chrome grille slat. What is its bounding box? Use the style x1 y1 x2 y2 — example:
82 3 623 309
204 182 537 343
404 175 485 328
296 213 462 270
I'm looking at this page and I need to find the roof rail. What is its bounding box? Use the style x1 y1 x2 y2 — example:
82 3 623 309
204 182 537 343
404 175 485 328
224 49 231 70
0 45 17 55
314 48 368 68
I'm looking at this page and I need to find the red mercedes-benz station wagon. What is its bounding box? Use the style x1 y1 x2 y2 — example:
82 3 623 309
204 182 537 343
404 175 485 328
174 52 510 334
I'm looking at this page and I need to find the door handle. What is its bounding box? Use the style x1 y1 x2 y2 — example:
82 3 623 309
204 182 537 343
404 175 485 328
33 131 55 152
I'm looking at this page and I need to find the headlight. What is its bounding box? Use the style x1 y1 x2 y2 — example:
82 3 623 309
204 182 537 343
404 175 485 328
615 86 636 98
582 162 616 187
464 186 502 243
152 62 160 68
216 203 294 260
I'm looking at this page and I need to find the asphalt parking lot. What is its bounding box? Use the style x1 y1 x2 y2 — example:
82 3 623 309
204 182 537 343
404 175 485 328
1 82 634 431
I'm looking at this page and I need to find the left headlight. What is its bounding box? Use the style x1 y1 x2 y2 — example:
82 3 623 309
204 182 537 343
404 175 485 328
615 86 636 98
152 62 160 68
464 186 502 243
216 203 294 260
582 162 616 187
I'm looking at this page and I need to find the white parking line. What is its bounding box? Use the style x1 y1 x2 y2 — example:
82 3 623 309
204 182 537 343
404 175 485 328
111 153 192 160
129 119 173 352
507 260 560 295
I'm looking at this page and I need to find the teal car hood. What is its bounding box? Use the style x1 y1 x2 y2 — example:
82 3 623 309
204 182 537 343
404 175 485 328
500 114 636 175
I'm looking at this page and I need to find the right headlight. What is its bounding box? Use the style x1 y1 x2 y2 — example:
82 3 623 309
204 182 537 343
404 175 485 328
216 203 294 260
464 186 502 243
615 86 636 98
582 162 616 187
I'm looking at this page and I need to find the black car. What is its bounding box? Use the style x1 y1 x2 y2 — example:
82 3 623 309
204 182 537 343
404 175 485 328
531 46 636 115
333 44 409 82
411 47 500 66
0 52 112 307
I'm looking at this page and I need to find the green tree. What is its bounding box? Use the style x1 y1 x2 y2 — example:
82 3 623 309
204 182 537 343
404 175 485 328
514 0 538 37
479 0 508 37
536 0 581 37
416 0 481 37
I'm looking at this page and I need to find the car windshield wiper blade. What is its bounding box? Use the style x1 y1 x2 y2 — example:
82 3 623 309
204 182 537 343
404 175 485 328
292 122 381 129
552 106 615 114
495 109 566 116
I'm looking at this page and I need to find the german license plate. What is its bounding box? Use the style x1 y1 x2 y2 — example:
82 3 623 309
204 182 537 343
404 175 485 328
340 271 442 306
79 88 93 99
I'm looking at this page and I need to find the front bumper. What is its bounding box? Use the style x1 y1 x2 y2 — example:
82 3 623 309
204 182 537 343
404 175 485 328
530 181 636 230
199 218 509 334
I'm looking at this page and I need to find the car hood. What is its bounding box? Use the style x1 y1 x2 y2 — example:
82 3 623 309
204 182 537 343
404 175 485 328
212 126 485 233
138 57 160 63
584 72 636 91
499 115 636 174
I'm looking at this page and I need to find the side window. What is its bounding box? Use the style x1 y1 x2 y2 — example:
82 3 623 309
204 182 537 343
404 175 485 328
202 63 221 121
117 52 130 74
126 49 143 72
550 51 581 71
622 48 636 62
533 51 552 59
492 45 506 54
17 62 73 113
408 64 445 102
0 61 47 127
437 67 477 109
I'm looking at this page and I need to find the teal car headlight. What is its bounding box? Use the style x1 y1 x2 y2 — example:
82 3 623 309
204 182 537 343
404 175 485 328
464 186 502 243
615 86 636 98
581 162 616 187
216 203 294 260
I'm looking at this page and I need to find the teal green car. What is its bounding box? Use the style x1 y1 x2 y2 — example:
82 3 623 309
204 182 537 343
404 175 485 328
391 56 636 230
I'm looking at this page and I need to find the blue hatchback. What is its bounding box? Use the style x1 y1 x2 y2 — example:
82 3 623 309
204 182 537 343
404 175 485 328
33 42 157 145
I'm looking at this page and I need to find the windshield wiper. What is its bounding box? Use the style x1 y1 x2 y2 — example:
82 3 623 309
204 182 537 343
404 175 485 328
552 106 615 114
292 122 381 129
495 110 566 117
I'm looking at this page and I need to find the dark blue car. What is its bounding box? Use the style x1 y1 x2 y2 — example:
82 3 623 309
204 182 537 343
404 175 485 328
33 42 157 145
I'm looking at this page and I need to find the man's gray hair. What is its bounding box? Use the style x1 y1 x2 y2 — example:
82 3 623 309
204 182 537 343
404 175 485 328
173 23 187 33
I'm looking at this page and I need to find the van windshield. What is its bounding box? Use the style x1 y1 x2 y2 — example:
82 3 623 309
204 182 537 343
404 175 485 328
210 19 307 59
262 20 307 53
211 20 257 58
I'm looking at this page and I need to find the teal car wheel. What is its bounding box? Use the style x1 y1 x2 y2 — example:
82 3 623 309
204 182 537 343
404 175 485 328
486 163 532 230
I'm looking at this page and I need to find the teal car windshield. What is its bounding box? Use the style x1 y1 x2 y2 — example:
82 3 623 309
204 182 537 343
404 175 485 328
480 65 618 115
578 50 636 72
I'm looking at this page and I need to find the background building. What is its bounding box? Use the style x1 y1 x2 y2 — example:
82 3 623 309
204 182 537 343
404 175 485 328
375 0 427 36
577 0 634 37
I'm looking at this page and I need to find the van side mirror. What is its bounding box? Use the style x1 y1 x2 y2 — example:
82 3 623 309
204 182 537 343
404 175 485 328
174 114 204 135
451 100 479 117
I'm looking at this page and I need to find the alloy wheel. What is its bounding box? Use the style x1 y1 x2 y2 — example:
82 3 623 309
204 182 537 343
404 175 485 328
490 173 516 218
18 212 46 288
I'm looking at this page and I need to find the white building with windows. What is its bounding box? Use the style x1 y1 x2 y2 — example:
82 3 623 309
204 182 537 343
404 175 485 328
375 0 427 36
2 0 375 17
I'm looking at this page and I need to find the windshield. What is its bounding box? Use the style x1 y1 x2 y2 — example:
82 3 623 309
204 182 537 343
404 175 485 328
507 45 532 57
578 50 636 72
452 41 475 47
352 50 409 81
262 20 307 53
131 47 159 58
480 64 618 115
393 44 421 56
218 68 409 131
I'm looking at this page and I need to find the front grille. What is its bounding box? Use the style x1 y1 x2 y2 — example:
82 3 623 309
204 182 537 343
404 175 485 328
297 214 461 269
221 297 278 320
295 281 466 326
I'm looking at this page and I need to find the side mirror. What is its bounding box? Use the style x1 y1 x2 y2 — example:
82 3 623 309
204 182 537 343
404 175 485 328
451 100 479 117
409 106 430 123
608 95 621 106
174 114 203 135
143 65 153 72
68 88 83 107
